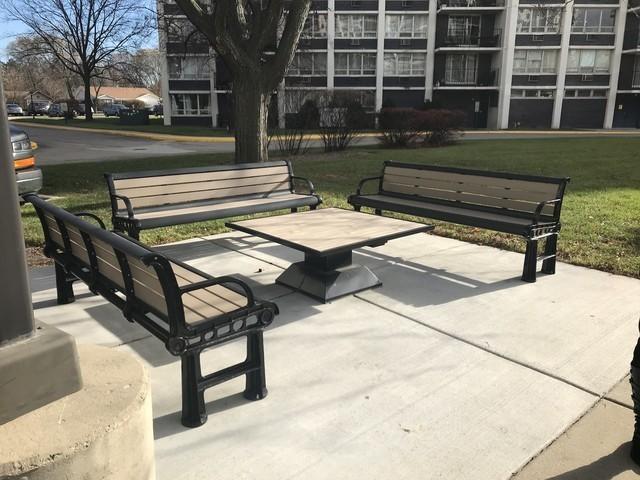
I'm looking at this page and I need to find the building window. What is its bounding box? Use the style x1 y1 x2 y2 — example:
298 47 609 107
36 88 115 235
444 54 478 84
511 89 555 98
567 49 611 73
170 93 211 116
513 49 558 74
335 53 377 75
287 52 327 76
385 14 428 38
302 13 328 38
564 89 608 98
167 56 211 80
166 18 208 43
335 14 378 38
446 15 481 44
383 53 426 75
572 8 616 34
517 8 561 34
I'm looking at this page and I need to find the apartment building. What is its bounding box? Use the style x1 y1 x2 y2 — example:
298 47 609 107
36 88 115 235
159 0 640 129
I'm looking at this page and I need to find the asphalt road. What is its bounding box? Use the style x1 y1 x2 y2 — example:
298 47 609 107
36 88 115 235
12 121 640 166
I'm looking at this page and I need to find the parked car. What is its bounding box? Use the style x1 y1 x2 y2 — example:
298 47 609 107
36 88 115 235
47 103 66 117
27 102 50 116
74 103 95 116
6 104 24 116
9 125 42 196
103 103 128 117
151 104 163 116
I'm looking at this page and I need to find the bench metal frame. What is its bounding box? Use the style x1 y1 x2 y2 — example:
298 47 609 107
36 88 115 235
348 161 570 282
26 194 279 428
105 160 322 240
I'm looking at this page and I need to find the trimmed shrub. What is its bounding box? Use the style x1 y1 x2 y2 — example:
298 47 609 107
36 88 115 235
417 109 466 147
378 108 422 148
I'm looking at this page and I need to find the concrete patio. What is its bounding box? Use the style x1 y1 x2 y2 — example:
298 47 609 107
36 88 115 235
30 231 640 480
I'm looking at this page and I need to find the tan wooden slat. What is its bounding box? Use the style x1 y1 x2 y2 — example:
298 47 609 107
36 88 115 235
122 181 292 210
131 280 169 316
170 262 206 287
182 286 245 325
44 213 64 247
383 182 555 215
384 166 560 197
119 173 292 199
132 193 308 220
382 173 555 203
66 225 90 264
113 165 290 190
95 256 125 288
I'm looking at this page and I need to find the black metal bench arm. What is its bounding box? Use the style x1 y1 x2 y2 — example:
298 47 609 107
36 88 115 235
111 193 135 218
74 212 107 229
179 276 256 307
355 176 382 195
533 198 562 224
290 175 317 195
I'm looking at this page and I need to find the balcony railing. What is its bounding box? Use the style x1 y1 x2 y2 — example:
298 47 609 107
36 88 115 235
633 70 640 88
439 0 505 7
439 69 498 86
441 31 501 47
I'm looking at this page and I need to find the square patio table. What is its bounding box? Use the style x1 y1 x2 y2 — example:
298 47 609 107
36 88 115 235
226 208 434 303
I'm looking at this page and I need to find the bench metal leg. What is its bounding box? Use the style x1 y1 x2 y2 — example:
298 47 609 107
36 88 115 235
375 209 382 216
521 239 538 283
631 336 640 465
244 331 268 401
55 262 75 304
353 205 361 212
310 204 318 211
541 234 558 275
291 208 298 213
181 352 207 428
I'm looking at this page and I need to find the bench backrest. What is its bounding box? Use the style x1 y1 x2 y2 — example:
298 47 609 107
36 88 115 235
27 195 181 325
105 161 294 212
381 162 569 221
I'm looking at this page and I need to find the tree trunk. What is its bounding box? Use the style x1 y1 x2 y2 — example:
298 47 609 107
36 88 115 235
233 79 270 164
83 76 93 121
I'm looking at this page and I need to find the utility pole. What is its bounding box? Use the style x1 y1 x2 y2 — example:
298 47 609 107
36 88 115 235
0 77 82 425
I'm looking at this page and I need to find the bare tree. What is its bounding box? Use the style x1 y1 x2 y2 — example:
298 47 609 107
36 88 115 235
174 0 312 163
2 0 154 120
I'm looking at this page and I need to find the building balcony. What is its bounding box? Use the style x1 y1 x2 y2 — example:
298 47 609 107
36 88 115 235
629 0 640 10
438 0 504 9
436 69 498 88
634 70 640 88
439 31 501 49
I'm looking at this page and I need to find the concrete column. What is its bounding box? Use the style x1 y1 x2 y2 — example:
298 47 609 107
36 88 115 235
376 0 387 111
604 0 628 128
425 0 438 101
328 0 335 89
497 0 519 129
0 80 34 344
157 0 172 126
552 0 574 129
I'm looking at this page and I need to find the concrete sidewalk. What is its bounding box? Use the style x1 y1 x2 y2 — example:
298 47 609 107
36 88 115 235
29 233 640 480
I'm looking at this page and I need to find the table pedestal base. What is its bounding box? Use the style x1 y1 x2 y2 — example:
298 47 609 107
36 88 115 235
276 251 381 303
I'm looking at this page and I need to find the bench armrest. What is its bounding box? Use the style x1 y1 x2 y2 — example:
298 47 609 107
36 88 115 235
111 194 135 218
180 276 256 307
290 175 316 195
74 212 106 229
355 176 382 196
533 198 562 224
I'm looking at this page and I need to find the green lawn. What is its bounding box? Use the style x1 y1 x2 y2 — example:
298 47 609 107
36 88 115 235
13 116 231 137
21 137 640 278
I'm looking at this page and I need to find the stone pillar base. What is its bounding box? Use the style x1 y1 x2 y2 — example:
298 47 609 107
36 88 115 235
0 345 155 480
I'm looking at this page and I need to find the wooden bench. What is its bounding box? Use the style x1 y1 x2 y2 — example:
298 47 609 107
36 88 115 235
105 160 322 239
25 194 279 428
348 161 570 282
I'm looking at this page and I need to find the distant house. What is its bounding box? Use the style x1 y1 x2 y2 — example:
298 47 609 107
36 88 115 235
4 91 53 109
74 86 161 110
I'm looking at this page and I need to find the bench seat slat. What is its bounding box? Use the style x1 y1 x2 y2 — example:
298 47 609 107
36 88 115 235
384 166 560 198
117 181 291 210
118 173 292 199
382 182 556 216
382 173 558 203
44 213 64 247
129 193 314 221
112 165 290 190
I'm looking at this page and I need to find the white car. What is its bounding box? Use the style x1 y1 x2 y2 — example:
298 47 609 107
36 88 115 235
6 104 24 116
